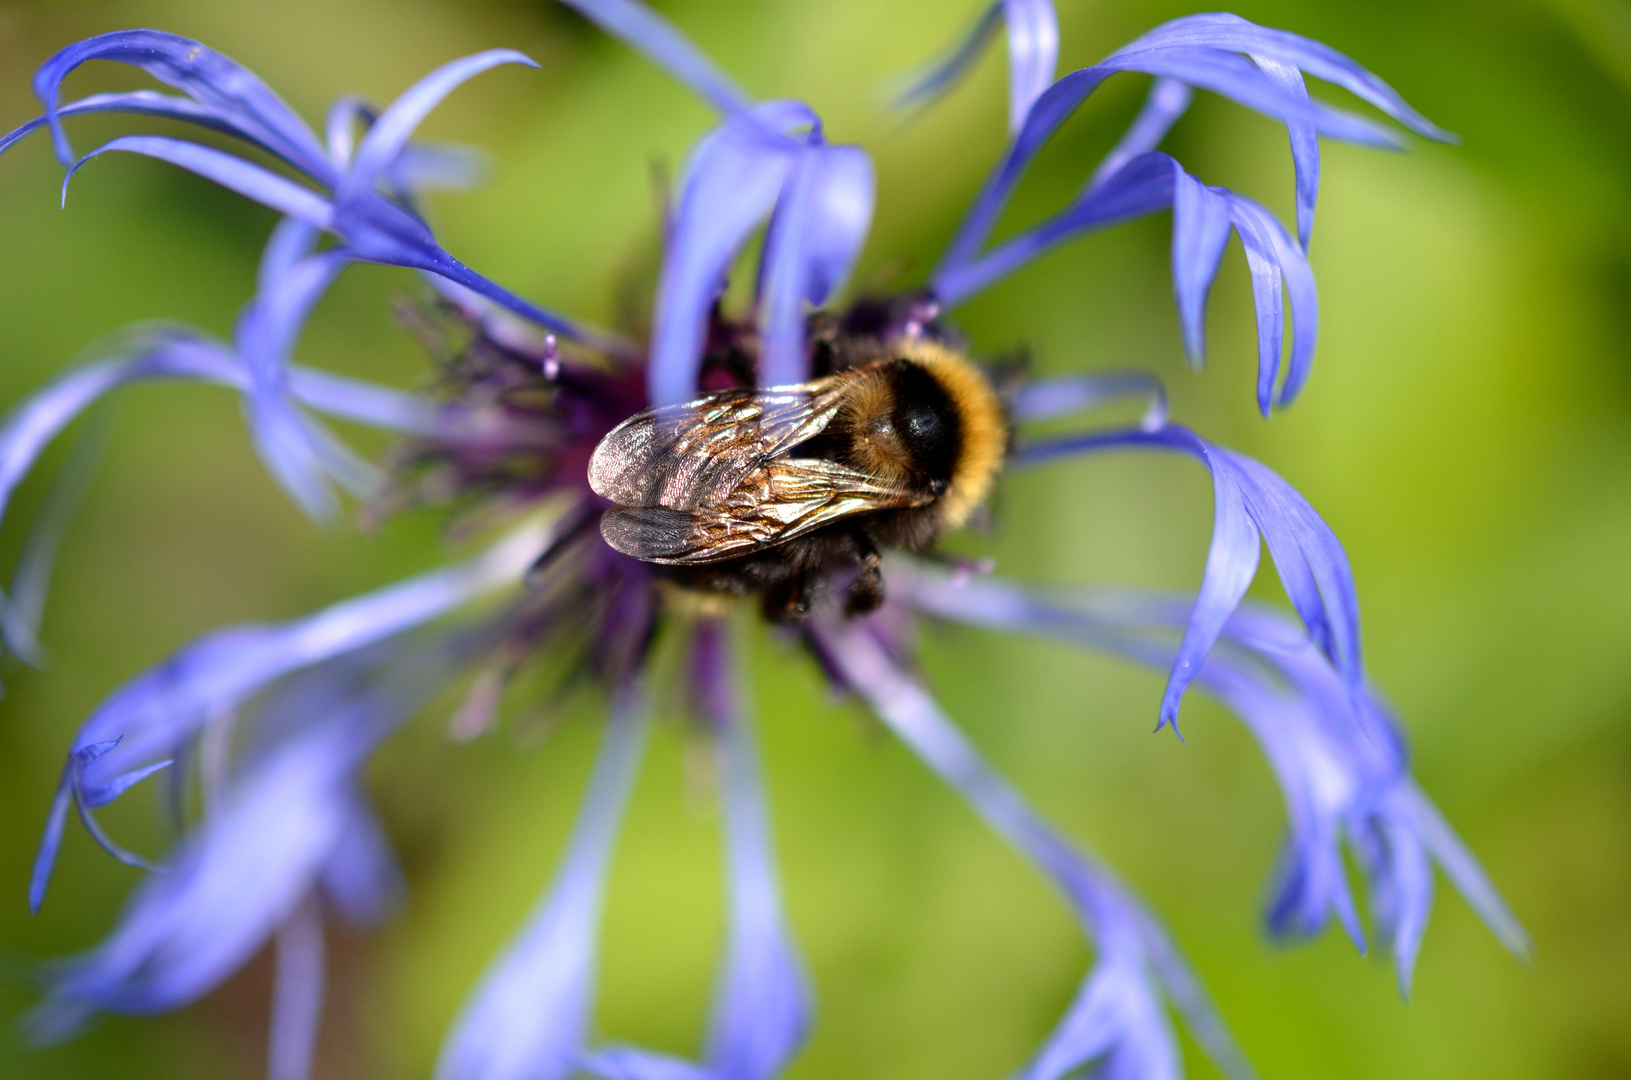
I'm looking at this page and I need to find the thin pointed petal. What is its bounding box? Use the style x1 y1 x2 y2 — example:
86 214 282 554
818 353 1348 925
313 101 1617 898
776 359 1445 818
1251 56 1319 248
268 896 326 1080
237 247 353 519
0 329 431 570
1224 198 1287 415
1221 449 1360 683
436 693 649 1080
0 342 236 541
1171 171 1232 365
699 625 810 1079
650 104 812 405
64 521 549 809
889 0 1055 132
284 367 442 432
939 48 1394 277
1121 14 1454 142
257 218 321 296
556 0 754 115
1012 425 1359 721
1154 432 1260 732
1002 0 1060 132
1086 78 1191 191
816 621 1249 1080
29 768 74 914
319 793 405 927
324 96 372 171
65 136 334 227
892 567 1526 992
1406 786 1532 959
1010 372 1167 427
933 150 1178 303
580 1048 709 1080
890 3 1003 114
3 416 107 664
31 648 454 1034
343 50 536 201
0 90 257 159
31 30 331 177
758 143 874 387
388 142 491 193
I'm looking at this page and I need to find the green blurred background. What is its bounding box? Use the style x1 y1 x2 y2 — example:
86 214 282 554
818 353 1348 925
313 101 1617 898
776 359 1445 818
1 0 1628 1076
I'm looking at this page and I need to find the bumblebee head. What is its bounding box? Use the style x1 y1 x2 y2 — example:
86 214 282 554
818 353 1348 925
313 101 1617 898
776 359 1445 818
896 341 1008 530
839 342 1007 530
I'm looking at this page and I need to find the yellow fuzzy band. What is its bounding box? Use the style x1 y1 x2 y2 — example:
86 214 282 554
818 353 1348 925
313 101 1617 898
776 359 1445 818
895 340 1008 531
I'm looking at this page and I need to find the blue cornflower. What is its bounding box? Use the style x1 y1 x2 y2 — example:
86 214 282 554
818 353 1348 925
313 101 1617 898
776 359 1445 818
0 3 1526 1079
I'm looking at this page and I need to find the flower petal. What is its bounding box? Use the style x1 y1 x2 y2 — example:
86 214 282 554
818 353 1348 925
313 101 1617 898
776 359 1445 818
1219 449 1360 686
0 90 256 158
0 338 240 542
932 150 1178 303
68 521 548 800
32 729 357 1034
331 190 616 350
319 792 405 928
31 30 332 179
649 104 812 405
1 416 107 665
387 142 491 194
938 47 1395 277
1010 371 1167 428
1084 78 1191 192
0 328 436 585
64 135 334 227
1405 786 1531 960
1120 14 1453 142
584 623 808 1080
1250 56 1319 249
936 152 1314 413
28 769 74 914
889 3 1004 116
1171 171 1233 366
1223 196 1286 414
1001 0 1060 132
890 0 1055 133
1014 424 1360 724
580 1048 709 1080
891 565 1528 993
268 894 325 1080
31 641 456 1037
1014 944 1182 1080
341 50 536 203
435 692 649 1080
556 0 753 115
1231 196 1318 408
698 626 809 1079
815 619 1251 1079
757 143 874 387
236 232 355 519
285 366 442 433
25 522 549 908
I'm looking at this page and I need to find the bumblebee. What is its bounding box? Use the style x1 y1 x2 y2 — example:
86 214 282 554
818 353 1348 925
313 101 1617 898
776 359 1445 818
587 338 1008 621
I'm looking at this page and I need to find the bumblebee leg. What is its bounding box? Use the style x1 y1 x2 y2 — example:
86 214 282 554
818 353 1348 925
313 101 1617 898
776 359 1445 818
844 535 886 617
764 571 816 623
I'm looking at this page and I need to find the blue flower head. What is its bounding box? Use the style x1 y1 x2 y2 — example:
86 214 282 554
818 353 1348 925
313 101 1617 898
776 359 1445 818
0 3 1524 1079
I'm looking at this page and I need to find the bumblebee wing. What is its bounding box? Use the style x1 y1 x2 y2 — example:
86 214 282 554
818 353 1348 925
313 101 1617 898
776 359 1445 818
587 380 845 512
600 458 931 565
